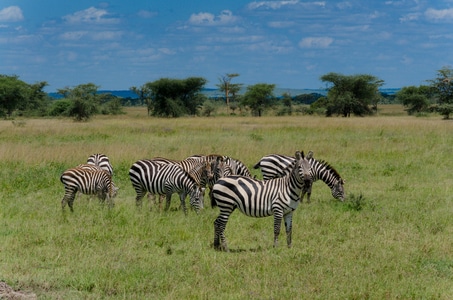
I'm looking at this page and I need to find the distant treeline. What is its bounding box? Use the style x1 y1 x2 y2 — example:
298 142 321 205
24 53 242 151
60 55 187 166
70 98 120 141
47 89 398 106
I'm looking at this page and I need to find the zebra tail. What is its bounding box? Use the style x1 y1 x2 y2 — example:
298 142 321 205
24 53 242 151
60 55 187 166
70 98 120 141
252 162 261 169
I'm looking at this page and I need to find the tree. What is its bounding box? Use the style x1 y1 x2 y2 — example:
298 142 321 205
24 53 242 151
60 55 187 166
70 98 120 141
319 73 384 117
130 85 152 115
144 77 207 117
216 73 242 114
396 85 432 115
58 83 100 121
0 75 30 118
25 81 50 116
428 66 453 119
241 83 276 117
280 92 293 116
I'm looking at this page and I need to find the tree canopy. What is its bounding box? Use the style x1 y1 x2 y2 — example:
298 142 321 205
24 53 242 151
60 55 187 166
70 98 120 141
241 83 276 117
395 85 433 115
142 77 207 117
216 73 242 114
0 75 49 118
318 73 384 117
428 66 453 119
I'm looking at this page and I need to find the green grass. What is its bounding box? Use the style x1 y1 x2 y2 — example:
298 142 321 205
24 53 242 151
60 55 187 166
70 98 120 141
1 107 453 299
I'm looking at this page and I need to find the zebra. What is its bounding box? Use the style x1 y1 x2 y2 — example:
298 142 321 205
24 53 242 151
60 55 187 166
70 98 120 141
211 151 312 251
129 159 203 215
147 156 215 208
188 154 252 178
253 152 345 202
60 168 118 212
87 153 113 176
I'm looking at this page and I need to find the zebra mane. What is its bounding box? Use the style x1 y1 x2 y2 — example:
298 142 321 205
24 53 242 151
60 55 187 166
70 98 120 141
315 159 342 180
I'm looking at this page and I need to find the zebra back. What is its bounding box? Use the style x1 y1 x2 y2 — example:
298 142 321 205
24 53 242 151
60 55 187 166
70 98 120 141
253 153 345 201
87 153 113 176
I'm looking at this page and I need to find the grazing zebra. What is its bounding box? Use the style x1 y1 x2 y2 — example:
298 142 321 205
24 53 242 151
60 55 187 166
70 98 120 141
211 151 312 251
60 168 118 212
87 153 113 176
129 159 203 215
253 153 345 202
147 156 215 208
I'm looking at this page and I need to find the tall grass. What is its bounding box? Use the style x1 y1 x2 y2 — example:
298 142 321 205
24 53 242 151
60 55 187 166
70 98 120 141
1 107 453 299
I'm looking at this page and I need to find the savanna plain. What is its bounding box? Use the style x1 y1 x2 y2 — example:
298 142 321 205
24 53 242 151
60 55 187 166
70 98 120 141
1 106 453 299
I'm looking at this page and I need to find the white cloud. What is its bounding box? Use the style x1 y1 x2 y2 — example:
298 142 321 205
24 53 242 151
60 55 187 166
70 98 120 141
137 10 157 19
299 37 333 48
248 1 299 10
399 13 420 23
336 2 352 10
63 7 119 24
0 6 24 22
425 8 453 21
60 31 88 41
91 31 123 41
248 1 325 10
189 10 238 26
268 21 295 28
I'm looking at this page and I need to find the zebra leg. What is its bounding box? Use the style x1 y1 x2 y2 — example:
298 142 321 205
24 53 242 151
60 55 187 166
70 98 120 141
273 211 283 248
135 188 146 207
284 212 293 248
164 193 172 212
214 215 229 252
106 195 114 209
67 194 76 212
179 193 188 215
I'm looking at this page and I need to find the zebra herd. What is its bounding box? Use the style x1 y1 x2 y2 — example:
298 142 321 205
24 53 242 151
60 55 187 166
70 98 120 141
59 151 345 251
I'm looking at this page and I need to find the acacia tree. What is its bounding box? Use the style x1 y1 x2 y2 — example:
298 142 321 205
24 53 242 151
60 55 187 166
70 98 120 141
58 83 100 121
0 75 30 118
144 77 207 117
396 85 433 115
428 66 453 119
319 73 384 117
216 73 242 114
241 83 276 117
130 85 153 115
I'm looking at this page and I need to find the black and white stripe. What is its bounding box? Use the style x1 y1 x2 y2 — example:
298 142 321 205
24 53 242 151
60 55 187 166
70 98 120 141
87 153 113 176
60 168 118 212
211 151 312 251
253 153 345 202
129 159 203 214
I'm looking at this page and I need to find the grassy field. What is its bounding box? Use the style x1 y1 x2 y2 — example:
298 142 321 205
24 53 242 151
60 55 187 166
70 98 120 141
1 105 453 299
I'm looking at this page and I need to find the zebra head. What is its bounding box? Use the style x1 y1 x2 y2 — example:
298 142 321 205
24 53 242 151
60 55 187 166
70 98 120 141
332 178 345 201
189 185 204 213
294 151 312 183
212 157 233 181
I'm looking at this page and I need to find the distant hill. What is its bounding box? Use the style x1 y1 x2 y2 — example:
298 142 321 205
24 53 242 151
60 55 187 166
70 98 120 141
48 87 399 99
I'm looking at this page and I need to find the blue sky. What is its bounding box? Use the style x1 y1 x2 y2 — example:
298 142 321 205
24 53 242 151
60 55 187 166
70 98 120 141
1 1 452 92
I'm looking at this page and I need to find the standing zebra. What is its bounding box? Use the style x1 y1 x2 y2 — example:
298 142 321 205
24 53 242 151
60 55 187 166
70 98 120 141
129 159 203 215
211 151 312 251
253 153 345 202
87 153 113 176
60 168 118 212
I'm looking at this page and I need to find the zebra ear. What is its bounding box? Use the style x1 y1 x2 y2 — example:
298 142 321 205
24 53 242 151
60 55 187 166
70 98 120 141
307 150 314 159
295 151 302 160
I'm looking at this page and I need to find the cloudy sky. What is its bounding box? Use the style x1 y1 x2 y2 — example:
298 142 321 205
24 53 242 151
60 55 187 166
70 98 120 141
1 0 452 91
